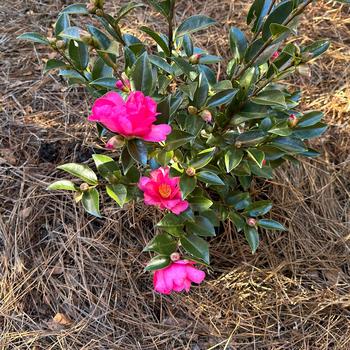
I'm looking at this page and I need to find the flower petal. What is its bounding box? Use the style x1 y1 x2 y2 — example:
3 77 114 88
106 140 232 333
142 124 172 142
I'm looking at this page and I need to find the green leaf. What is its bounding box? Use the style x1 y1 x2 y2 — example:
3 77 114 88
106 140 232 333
165 130 194 151
193 73 209 108
226 192 251 210
87 25 111 50
149 55 174 75
251 89 286 108
303 40 330 59
92 154 119 182
244 226 259 254
106 184 127 207
47 180 77 191
244 200 272 217
82 188 101 217
246 148 265 168
144 233 177 255
229 211 245 232
116 3 144 22
236 131 268 145
57 163 98 185
131 52 154 95
55 13 70 37
189 148 216 169
298 111 323 127
207 89 238 108
183 34 194 56
186 216 216 237
293 123 327 139
145 255 171 271
44 59 67 73
197 171 224 186
189 197 213 212
262 0 293 41
61 4 89 14
257 219 286 231
17 32 49 45
157 213 184 236
121 147 135 174
92 57 113 80
180 234 210 264
145 0 170 18
90 77 117 89
224 149 244 172
59 27 82 41
247 0 273 33
180 175 197 199
176 15 216 37
140 26 170 56
270 23 293 39
269 137 307 153
68 40 89 70
229 27 248 59
172 56 196 78
127 139 148 165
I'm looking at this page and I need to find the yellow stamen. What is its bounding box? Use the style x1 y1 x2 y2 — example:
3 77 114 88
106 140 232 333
158 183 172 199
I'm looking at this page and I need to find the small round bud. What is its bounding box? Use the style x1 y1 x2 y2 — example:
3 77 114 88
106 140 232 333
47 37 57 45
170 252 181 262
106 135 125 150
95 9 104 16
189 54 201 64
188 106 198 115
235 141 242 149
247 218 257 227
200 110 212 123
288 114 298 128
296 65 311 78
262 159 267 166
186 167 196 177
80 183 90 192
55 40 66 50
271 51 280 62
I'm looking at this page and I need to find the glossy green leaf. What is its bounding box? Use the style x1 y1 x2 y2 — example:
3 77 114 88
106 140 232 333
90 77 118 89
186 216 216 237
92 154 119 181
207 89 238 108
145 255 171 271
303 40 330 59
57 163 98 185
244 200 272 217
176 15 216 37
293 123 327 139
131 52 154 95
229 27 248 59
180 234 210 264
106 184 127 207
236 131 268 145
87 25 111 50
68 40 89 70
121 147 135 174
180 175 197 199
244 226 259 254
127 139 148 165
17 32 49 45
47 180 77 191
193 73 209 107
189 197 213 212
58 27 82 41
149 55 174 74
82 188 101 217
140 26 170 56
92 57 113 80
269 137 307 153
183 34 194 56
229 211 245 232
189 148 216 169
226 192 251 210
144 233 177 255
257 219 286 231
247 0 273 33
298 111 323 127
246 148 265 168
251 89 286 107
55 13 70 37
116 2 144 22
197 171 224 186
44 59 67 73
224 149 244 172
165 130 194 151
61 4 88 14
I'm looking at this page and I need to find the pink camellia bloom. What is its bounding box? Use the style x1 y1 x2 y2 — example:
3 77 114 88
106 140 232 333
153 260 206 294
138 167 189 215
88 91 172 142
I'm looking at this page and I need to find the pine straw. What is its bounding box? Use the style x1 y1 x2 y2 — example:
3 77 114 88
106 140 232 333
1 0 350 349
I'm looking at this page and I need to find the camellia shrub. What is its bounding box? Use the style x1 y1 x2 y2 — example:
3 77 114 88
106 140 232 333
19 0 343 294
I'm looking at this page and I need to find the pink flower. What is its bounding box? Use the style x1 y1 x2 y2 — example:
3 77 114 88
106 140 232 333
153 260 206 294
88 91 172 142
271 51 280 61
138 167 189 215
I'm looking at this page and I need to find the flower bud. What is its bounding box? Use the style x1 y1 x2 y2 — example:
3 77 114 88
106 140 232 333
55 40 66 50
188 106 198 115
47 37 57 45
189 54 201 64
80 183 90 192
288 114 298 128
115 78 131 92
235 141 242 149
296 65 311 78
247 218 257 227
262 159 267 166
200 110 212 123
186 167 196 177
271 51 280 62
170 252 181 262
106 135 125 150
95 9 104 17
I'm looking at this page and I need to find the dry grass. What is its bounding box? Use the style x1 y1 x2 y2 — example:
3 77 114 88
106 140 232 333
1 0 350 349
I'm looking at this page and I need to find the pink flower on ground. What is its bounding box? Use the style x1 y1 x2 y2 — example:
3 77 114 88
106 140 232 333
138 167 189 215
153 260 206 294
271 51 280 61
88 91 172 142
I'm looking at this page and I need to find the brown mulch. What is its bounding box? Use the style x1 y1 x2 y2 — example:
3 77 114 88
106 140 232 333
0 1 350 349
